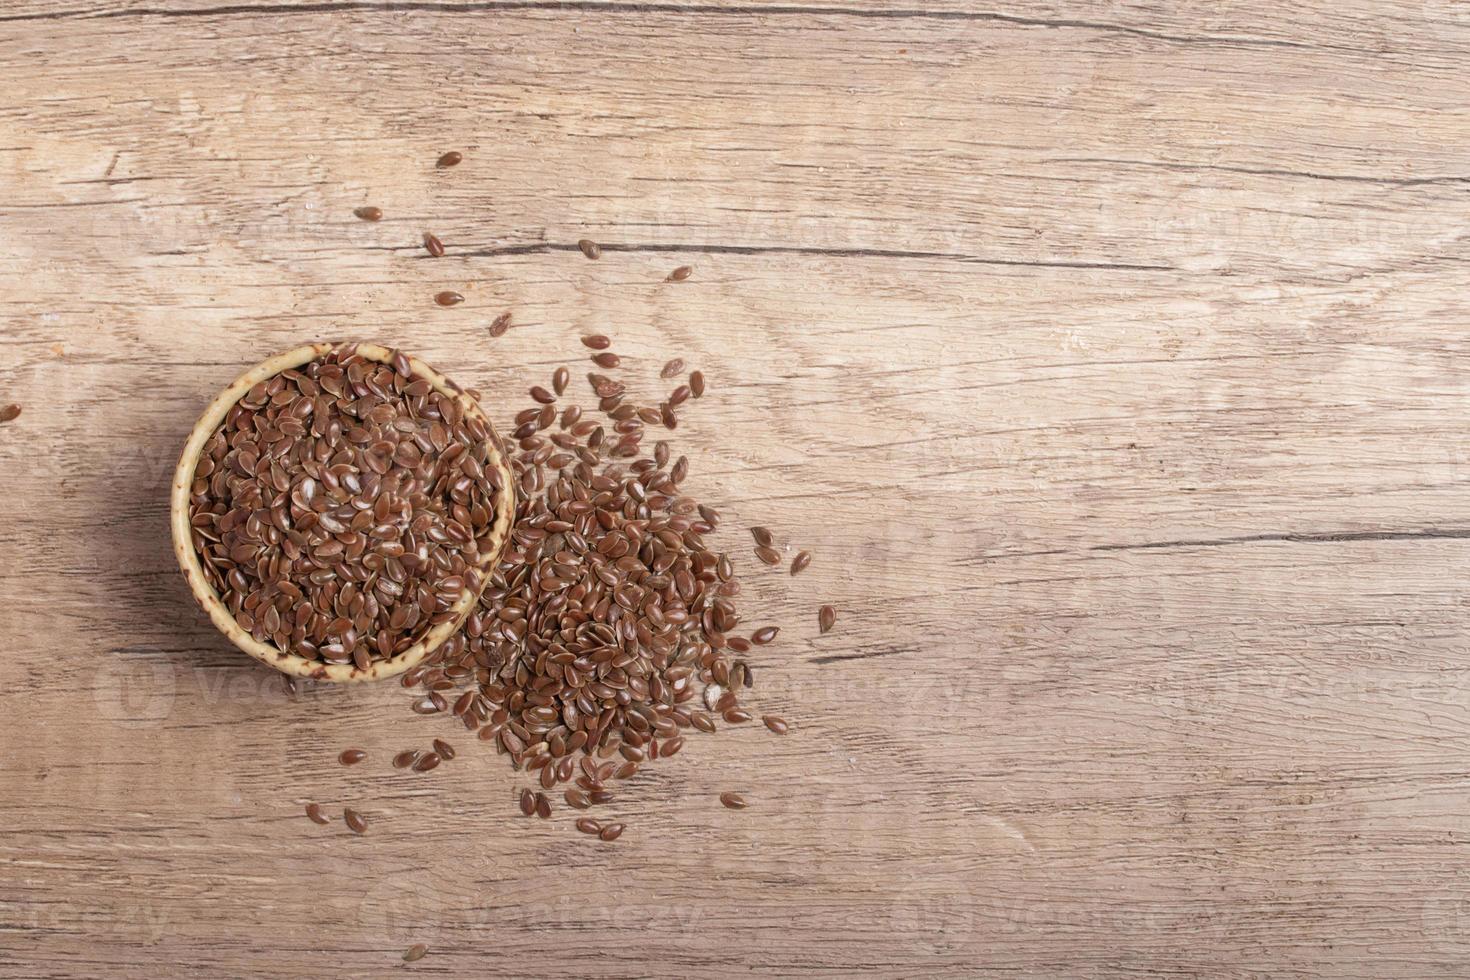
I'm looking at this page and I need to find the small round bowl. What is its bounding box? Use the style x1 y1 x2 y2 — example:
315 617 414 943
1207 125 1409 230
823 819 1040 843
170 342 515 684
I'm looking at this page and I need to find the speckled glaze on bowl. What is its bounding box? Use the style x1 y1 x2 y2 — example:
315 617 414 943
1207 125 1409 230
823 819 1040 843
169 342 515 684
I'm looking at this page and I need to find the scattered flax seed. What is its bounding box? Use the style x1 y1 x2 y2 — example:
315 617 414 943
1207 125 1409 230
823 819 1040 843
423 232 445 257
305 802 330 825
751 526 774 548
553 367 570 395
582 334 612 349
338 749 367 766
434 291 464 306
403 943 429 962
754 546 781 566
535 792 552 819
751 626 780 645
598 822 624 841
578 239 602 260
763 715 788 735
689 370 705 397
0 404 19 423
660 358 685 379
489 311 512 337
667 265 692 282
791 551 812 575
344 808 368 834
353 206 382 221
720 792 748 810
591 352 621 369
819 605 836 633
576 817 602 835
519 788 536 816
412 752 441 773
432 739 456 761
436 151 463 168
393 750 420 769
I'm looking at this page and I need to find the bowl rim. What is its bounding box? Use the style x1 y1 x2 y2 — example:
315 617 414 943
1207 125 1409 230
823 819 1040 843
169 341 515 684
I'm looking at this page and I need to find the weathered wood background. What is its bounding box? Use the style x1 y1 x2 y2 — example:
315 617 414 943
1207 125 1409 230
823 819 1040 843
3 2 1470 977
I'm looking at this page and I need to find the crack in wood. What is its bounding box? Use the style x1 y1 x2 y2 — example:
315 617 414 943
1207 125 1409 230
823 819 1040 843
0 1 1372 54
1092 528 1470 552
438 240 1175 272
812 648 906 665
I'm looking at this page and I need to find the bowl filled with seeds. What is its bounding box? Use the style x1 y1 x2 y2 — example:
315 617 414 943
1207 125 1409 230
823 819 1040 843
170 342 515 683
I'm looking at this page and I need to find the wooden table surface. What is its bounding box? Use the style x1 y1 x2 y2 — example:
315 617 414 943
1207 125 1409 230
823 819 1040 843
4 2 1470 977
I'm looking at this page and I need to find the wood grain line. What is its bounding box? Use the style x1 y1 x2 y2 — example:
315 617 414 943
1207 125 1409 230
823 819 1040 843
0 1 1377 53
1092 528 1470 552
440 241 1180 272
1045 157 1470 187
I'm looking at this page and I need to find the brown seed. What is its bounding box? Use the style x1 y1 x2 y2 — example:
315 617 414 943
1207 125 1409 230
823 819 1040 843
530 385 556 404
581 334 611 350
591 352 621 368
423 232 445 257
436 151 463 168
719 792 748 810
489 311 512 337
393 750 420 769
434 291 464 306
344 808 367 834
432 738 456 761
598 822 624 841
660 358 685 379
553 367 570 395
578 238 602 259
305 802 330 825
576 817 602 835
751 526 774 548
535 792 552 819
723 709 753 724
565 789 590 809
339 749 366 766
751 626 780 645
413 752 441 773
689 370 705 397
0 404 21 423
353 206 382 222
403 943 429 962
791 551 812 575
755 546 781 566
819 604 836 634
763 715 789 734
667 265 692 282
519 788 536 816
660 403 676 429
